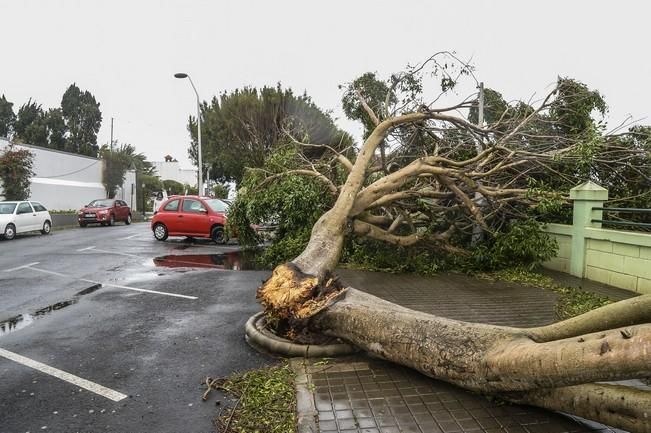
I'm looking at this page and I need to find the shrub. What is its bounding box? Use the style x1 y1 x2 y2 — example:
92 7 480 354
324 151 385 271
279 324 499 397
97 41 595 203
465 220 558 271
0 145 34 200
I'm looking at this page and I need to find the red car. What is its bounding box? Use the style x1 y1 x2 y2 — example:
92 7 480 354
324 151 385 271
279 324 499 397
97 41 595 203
78 199 132 227
151 196 229 244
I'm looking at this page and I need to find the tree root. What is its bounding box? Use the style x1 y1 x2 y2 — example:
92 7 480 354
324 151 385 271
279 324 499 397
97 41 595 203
257 262 345 339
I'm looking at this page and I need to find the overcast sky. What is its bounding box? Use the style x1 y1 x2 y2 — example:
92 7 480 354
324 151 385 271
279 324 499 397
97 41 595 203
2 0 649 168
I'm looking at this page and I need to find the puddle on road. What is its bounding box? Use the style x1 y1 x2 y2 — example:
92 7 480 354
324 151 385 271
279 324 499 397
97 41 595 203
0 314 35 335
152 251 262 270
0 284 102 338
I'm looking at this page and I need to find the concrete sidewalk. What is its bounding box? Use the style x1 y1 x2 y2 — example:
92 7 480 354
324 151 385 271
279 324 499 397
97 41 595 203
291 269 639 433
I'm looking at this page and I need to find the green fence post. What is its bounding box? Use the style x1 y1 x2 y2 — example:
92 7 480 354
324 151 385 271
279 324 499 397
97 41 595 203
569 181 608 278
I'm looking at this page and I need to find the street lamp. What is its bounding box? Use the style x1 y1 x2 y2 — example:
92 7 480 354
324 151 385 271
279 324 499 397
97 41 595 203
174 72 203 196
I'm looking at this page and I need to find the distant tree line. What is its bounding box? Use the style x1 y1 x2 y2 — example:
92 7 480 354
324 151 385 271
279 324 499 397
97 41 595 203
0 84 102 157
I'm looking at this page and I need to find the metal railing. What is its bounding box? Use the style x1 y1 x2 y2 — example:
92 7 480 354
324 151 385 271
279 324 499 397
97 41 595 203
592 207 651 230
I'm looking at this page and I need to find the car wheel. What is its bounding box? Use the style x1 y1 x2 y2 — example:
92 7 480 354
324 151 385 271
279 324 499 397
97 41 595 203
153 223 168 241
126 214 132 225
41 221 51 235
4 223 16 240
211 226 226 244
79 222 87 227
108 214 115 226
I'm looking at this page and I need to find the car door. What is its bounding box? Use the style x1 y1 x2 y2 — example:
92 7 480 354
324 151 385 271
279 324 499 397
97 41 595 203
160 198 182 233
113 201 124 222
30 202 49 228
119 200 130 220
14 202 38 233
180 198 211 236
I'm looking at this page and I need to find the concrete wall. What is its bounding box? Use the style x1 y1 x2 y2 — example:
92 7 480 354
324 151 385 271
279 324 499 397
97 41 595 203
0 139 105 210
151 160 197 186
114 169 138 211
583 229 651 294
542 181 651 295
542 224 572 274
1 139 139 211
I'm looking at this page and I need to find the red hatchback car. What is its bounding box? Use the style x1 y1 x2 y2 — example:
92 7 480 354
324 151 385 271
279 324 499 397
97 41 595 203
151 196 229 244
78 199 132 227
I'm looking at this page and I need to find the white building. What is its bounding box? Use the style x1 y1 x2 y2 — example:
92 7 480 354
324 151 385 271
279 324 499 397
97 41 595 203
0 138 137 211
151 156 197 186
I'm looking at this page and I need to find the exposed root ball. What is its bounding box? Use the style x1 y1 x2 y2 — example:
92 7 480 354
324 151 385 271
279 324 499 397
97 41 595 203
257 262 344 321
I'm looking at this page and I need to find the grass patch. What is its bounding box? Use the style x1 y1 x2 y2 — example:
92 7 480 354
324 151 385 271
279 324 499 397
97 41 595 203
208 362 296 433
481 267 612 320
552 285 612 320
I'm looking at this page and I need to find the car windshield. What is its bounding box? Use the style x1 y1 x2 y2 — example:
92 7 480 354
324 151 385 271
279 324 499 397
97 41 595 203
0 203 17 214
87 199 114 208
205 199 229 213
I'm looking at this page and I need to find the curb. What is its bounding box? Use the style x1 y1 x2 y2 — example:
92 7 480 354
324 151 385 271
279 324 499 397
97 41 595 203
289 358 319 433
244 312 358 358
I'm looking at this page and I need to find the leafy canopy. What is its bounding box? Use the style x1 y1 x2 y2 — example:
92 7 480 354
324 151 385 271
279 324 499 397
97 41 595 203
187 84 353 185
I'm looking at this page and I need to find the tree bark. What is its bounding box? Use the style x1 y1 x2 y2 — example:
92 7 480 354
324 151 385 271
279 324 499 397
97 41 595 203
255 105 651 431
308 289 651 432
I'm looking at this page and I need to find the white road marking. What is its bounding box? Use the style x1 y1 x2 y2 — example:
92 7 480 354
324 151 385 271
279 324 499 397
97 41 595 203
21 266 197 300
119 234 140 240
90 248 141 259
3 262 40 272
0 348 127 402
23 267 69 278
79 279 198 300
76 246 96 252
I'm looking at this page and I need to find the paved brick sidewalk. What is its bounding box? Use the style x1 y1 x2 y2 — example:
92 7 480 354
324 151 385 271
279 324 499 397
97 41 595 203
291 269 639 433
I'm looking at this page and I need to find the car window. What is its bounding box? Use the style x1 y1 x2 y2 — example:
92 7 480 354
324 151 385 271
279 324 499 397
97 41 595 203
205 199 228 213
88 199 114 208
120 201 128 207
17 202 33 214
163 199 180 211
0 203 17 214
182 199 206 213
31 202 47 212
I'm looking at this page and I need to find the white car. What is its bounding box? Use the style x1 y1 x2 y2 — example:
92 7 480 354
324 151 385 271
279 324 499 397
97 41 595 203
0 201 52 240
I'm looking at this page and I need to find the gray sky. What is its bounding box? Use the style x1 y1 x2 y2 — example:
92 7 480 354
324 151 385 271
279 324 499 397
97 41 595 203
2 0 649 168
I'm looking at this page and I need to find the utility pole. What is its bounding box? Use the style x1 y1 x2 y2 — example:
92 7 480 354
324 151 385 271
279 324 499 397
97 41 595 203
471 83 485 246
110 118 114 151
477 82 484 131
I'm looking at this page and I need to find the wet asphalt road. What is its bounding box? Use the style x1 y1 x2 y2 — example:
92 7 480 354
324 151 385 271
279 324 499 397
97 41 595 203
0 223 275 433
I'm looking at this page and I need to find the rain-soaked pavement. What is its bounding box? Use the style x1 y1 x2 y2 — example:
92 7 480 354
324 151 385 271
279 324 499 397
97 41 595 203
0 223 642 433
0 222 274 433
299 269 639 433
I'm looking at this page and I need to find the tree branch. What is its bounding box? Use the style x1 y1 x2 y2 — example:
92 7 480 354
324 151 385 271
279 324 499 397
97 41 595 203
284 129 354 172
527 293 651 342
355 88 380 126
253 169 338 195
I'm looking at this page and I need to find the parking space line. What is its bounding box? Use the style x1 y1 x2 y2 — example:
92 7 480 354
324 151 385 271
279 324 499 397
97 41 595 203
0 348 127 402
89 248 142 259
76 246 96 252
3 262 40 272
119 234 140 240
79 279 198 300
16 266 198 300
22 266 69 278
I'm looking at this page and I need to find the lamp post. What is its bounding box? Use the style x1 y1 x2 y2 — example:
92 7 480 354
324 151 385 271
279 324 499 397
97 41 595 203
141 183 146 217
174 72 203 196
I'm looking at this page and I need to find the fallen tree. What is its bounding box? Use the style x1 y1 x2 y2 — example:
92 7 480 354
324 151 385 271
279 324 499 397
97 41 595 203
247 55 651 431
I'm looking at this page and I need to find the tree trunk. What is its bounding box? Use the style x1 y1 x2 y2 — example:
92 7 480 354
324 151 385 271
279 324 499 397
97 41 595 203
255 111 651 432
308 287 651 432
259 265 651 432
